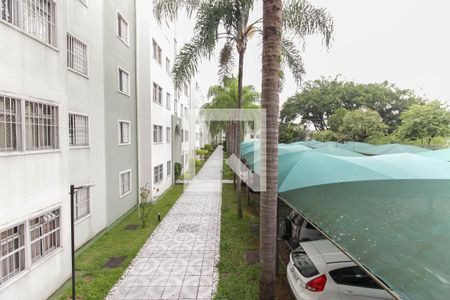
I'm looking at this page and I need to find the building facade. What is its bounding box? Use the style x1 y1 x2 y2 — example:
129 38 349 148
0 0 206 299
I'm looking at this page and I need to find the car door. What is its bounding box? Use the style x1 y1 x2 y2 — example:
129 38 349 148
329 266 390 300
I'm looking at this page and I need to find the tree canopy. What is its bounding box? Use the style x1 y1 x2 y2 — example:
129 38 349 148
339 109 388 142
278 122 306 143
280 77 422 132
395 101 450 146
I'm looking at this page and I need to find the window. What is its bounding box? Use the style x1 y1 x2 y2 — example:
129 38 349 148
119 121 130 145
180 104 183 117
154 164 163 184
329 266 382 289
181 129 184 142
153 83 163 104
185 130 189 142
166 57 171 75
174 99 178 115
166 127 171 142
167 161 171 176
25 100 59 151
152 39 162 64
67 34 88 75
118 67 130 95
0 223 26 285
184 83 189 96
184 107 188 119
0 96 59 153
166 93 171 109
120 170 131 197
69 113 89 147
0 0 57 46
117 12 129 44
153 125 162 143
0 96 21 152
74 187 90 220
29 209 61 264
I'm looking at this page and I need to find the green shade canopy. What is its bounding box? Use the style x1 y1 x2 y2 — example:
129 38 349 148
280 180 450 300
247 144 311 171
337 142 380 155
314 146 364 157
416 148 450 161
278 154 450 300
291 140 323 149
374 143 428 155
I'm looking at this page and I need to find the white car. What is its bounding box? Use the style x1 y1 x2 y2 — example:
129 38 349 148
280 210 324 245
287 239 394 300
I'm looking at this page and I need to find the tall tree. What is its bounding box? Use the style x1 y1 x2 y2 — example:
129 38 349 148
396 101 450 147
280 77 422 131
339 109 388 142
260 0 282 298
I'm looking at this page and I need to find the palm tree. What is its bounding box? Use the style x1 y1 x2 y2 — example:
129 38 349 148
154 0 333 219
259 1 333 299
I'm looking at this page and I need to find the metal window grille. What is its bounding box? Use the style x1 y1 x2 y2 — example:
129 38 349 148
0 0 56 46
29 209 61 264
0 95 22 152
67 34 88 75
25 100 59 151
117 13 128 43
154 164 163 184
0 223 26 285
69 113 89 147
166 93 171 109
74 187 90 220
153 83 162 104
153 125 162 143
119 121 130 144
166 127 170 142
118 68 129 94
167 161 171 176
120 171 131 196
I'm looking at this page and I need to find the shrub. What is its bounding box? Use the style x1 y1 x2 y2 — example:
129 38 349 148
174 162 182 180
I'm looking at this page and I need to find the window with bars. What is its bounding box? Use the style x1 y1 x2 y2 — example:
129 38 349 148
120 170 131 197
118 67 130 95
0 0 57 46
25 100 59 151
119 121 130 145
154 164 163 184
166 93 171 109
0 96 22 152
167 161 171 176
152 39 162 64
69 113 89 147
67 34 88 75
29 209 61 264
117 12 128 44
74 187 90 220
152 83 162 104
166 127 170 143
0 223 26 285
153 125 162 143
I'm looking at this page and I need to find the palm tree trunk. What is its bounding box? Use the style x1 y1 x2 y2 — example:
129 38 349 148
236 51 245 219
260 0 282 299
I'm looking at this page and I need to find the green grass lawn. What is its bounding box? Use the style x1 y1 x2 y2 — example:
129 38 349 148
49 185 184 300
222 157 234 180
215 183 260 299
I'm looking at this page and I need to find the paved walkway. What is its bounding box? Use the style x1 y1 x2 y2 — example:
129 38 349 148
108 147 223 300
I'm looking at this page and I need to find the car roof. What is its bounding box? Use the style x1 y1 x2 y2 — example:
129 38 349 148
301 239 352 264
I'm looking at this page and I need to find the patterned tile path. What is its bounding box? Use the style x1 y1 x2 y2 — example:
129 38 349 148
107 147 223 300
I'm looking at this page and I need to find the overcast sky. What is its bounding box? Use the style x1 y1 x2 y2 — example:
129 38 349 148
177 0 450 105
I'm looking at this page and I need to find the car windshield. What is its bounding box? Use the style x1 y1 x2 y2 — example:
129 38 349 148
292 246 319 278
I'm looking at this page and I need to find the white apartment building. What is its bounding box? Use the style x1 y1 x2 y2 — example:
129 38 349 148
0 1 205 299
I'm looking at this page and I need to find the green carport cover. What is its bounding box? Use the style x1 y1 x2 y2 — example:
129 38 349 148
278 154 450 300
416 148 450 161
374 143 429 155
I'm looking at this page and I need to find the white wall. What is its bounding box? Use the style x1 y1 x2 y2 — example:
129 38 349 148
66 0 107 248
0 1 72 298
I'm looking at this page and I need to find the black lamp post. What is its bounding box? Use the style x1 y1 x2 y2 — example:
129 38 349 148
69 184 94 300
